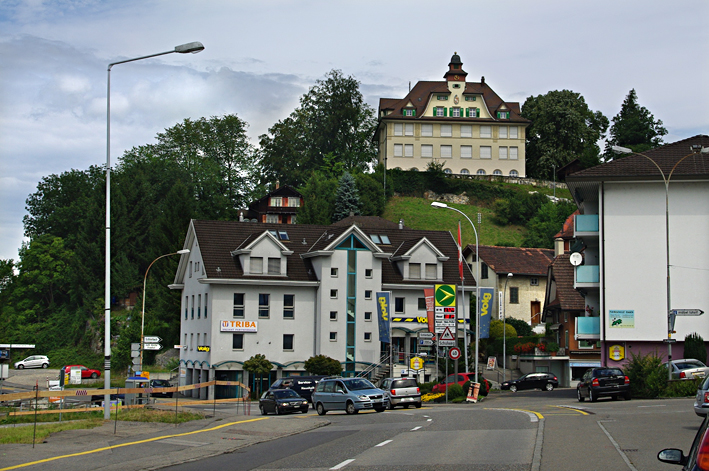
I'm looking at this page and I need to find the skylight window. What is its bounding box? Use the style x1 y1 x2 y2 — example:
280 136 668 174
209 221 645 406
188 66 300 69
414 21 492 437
278 231 289 241
379 235 391 244
370 234 381 244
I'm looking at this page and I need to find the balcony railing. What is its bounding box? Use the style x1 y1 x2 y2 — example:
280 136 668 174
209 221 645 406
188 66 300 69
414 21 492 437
576 316 600 339
576 265 599 285
575 214 599 234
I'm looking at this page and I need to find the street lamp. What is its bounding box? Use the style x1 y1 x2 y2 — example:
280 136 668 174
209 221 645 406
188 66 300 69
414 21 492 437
140 249 190 372
503 273 513 383
104 41 204 419
431 201 480 382
611 144 708 381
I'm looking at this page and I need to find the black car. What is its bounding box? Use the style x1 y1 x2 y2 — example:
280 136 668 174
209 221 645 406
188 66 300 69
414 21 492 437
259 389 309 415
270 376 325 407
577 367 631 402
501 373 558 392
149 379 174 398
657 414 709 470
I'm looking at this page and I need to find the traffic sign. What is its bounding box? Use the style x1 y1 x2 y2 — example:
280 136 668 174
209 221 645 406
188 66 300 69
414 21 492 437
144 336 162 343
671 309 704 316
143 343 162 351
440 326 455 341
438 340 456 347
131 343 141 351
419 339 434 346
434 284 456 307
418 332 434 339
449 347 462 361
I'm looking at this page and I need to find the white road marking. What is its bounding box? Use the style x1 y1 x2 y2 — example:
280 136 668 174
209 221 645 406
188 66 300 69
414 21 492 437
598 420 639 471
637 404 666 408
427 418 432 421
411 426 422 431
330 458 355 469
375 439 393 447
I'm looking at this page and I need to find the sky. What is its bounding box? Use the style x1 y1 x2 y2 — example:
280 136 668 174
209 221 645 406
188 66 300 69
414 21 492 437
1 0 707 263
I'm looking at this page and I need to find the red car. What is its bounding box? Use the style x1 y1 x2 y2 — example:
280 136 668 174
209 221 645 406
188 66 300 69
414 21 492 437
63 365 101 379
432 373 488 394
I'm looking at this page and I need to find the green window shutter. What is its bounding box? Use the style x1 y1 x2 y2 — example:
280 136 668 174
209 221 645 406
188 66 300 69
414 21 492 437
477 108 480 117
412 110 416 117
444 107 448 117
465 108 469 117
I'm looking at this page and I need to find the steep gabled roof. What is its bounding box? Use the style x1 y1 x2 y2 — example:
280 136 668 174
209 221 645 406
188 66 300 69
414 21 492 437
463 245 554 277
543 253 585 312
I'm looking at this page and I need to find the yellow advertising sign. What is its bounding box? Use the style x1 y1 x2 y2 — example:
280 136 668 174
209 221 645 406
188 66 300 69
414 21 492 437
608 344 625 362
434 284 456 307
410 356 423 371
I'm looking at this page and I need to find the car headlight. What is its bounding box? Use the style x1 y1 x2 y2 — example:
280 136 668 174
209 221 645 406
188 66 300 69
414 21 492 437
357 395 369 401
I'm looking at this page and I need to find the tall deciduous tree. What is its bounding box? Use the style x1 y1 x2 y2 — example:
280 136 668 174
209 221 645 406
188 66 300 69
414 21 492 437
604 89 667 158
259 70 378 187
304 355 343 376
522 90 609 178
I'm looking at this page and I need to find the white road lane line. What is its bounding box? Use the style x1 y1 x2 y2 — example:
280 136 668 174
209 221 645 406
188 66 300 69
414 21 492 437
427 418 432 421
411 426 422 431
375 439 393 447
598 420 639 471
330 458 355 469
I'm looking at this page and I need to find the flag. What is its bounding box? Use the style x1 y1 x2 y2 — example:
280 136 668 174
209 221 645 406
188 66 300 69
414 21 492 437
458 220 464 281
376 292 391 343
424 288 435 333
478 288 494 339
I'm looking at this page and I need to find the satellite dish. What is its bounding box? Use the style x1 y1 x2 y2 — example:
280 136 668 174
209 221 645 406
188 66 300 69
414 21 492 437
569 252 583 266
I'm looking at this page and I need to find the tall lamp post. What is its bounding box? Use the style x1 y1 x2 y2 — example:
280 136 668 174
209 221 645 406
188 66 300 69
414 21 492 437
105 41 204 419
611 144 707 381
140 249 190 372
502 273 513 383
431 202 480 383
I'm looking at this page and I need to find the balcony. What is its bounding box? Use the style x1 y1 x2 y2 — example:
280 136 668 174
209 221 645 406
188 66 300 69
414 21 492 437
575 214 599 237
575 265 599 288
576 316 600 340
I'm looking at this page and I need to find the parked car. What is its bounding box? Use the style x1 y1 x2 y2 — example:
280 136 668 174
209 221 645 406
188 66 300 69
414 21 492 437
380 377 421 409
577 367 631 402
694 375 709 417
501 373 558 392
657 414 709 470
269 375 326 407
14 355 49 369
62 365 101 379
259 389 309 415
312 377 387 415
432 373 488 394
149 379 174 398
663 359 709 381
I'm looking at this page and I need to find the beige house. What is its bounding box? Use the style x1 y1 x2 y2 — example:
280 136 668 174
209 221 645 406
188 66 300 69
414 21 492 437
376 53 530 177
463 245 554 325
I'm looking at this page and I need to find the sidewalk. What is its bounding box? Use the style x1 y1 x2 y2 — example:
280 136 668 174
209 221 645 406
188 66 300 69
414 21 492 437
0 405 329 471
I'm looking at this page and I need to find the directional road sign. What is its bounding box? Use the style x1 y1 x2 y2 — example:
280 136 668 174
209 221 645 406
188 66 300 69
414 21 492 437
143 343 162 351
671 309 704 316
419 339 434 346
418 332 434 339
144 336 162 343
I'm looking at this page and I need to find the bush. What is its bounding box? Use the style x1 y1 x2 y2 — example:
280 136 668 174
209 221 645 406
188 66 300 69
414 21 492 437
447 384 465 400
684 333 707 365
622 351 699 398
419 381 437 395
545 341 559 354
506 318 533 337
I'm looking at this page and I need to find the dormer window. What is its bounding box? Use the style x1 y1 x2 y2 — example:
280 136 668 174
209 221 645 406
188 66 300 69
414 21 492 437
465 96 477 101
409 263 421 279
437 95 449 101
403 109 415 117
497 111 510 119
425 263 437 280
287 198 300 207
267 257 281 274
250 257 263 274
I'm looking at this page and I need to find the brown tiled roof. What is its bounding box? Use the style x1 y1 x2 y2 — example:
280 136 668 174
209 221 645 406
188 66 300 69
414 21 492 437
332 215 404 230
464 245 554 276
553 210 579 240
545 254 585 311
567 135 709 181
191 218 472 286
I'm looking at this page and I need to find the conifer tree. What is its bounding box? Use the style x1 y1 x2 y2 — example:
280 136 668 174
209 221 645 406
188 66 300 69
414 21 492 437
332 171 361 222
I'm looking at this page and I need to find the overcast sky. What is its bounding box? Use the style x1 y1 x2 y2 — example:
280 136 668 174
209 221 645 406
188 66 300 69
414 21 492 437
1 0 707 262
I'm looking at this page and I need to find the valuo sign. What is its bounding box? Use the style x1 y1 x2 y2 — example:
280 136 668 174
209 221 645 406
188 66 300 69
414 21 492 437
220 320 258 332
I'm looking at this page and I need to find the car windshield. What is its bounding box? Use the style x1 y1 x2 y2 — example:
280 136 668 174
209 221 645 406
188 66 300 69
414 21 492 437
153 380 169 387
346 379 376 391
274 389 299 398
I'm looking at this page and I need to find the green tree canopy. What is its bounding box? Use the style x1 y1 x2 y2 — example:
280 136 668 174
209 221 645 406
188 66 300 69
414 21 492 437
604 89 667 158
243 354 274 396
489 319 518 339
259 70 378 187
333 171 361 222
522 90 609 178
304 355 343 376
522 200 577 249
506 317 533 337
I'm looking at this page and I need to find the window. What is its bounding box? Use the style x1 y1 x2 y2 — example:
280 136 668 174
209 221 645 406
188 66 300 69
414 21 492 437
418 298 427 310
510 287 519 304
364 332 372 342
467 108 478 118
497 111 510 119
409 263 421 279
197 294 201 318
499 147 508 159
510 147 518 160
197 333 200 346
204 294 208 319
579 340 597 350
330 332 337 341
425 263 437 279
331 267 338 277
185 296 188 320
435 107 444 117
437 95 449 101
288 198 300 207
530 277 539 286
480 126 491 138
444 169 452 174
404 144 414 157
365 269 373 278
461 125 472 138
380 235 390 244
421 124 433 137
330 289 338 299
510 126 518 139
481 263 489 279
493 170 502 176
395 297 405 314
480 146 492 159
232 333 244 350
461 145 472 159
267 257 281 274
394 123 403 136
191 295 194 319
259 293 270 318
440 124 452 137
284 294 295 319
465 96 477 102
477 169 486 175
330 311 338 320
452 107 461 117
266 214 279 223
270 197 283 207
278 231 289 241
510 170 519 177
190 333 193 350
421 144 433 158
461 169 470 175
189 261 192 277
393 144 403 157
250 257 263 274
403 109 415 117
364 311 372 321
441 145 452 158
365 290 372 300
405 123 414 136
499 126 508 139
283 334 294 350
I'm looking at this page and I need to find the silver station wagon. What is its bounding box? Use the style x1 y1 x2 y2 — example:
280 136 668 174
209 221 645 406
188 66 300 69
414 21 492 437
312 377 387 415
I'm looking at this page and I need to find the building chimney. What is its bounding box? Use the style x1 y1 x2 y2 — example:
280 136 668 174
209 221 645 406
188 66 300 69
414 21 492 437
275 180 280 190
554 237 564 257
481 76 485 85
239 211 244 222
399 219 404 230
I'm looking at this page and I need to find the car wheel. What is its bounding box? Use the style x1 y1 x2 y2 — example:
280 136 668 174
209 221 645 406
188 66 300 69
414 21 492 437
577 388 585 402
374 406 384 413
612 395 619 401
545 383 554 391
387 401 393 410
259 405 267 415
17 364 24 369
91 373 98 379
509 385 517 393
590 389 597 402
345 402 356 415
316 403 326 416
415 402 422 408
275 406 281 415
42 363 48 369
